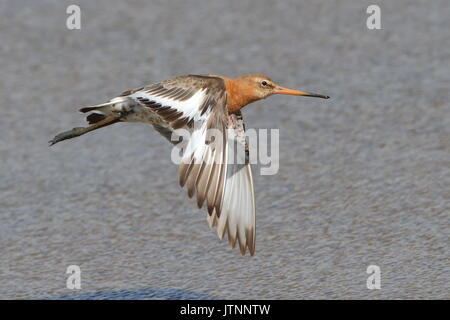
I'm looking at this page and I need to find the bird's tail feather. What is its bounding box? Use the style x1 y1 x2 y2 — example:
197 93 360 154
49 101 122 146
79 101 116 114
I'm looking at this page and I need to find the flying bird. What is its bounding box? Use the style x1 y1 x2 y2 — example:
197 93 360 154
50 74 329 256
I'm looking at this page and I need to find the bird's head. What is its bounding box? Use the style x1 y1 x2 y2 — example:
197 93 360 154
226 74 329 112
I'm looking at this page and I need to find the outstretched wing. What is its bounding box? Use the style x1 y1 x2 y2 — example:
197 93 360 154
123 75 256 255
206 112 256 255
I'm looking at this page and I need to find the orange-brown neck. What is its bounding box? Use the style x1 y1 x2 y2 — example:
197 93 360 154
222 77 260 113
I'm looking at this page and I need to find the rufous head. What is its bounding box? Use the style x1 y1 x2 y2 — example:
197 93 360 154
240 74 329 99
226 74 329 112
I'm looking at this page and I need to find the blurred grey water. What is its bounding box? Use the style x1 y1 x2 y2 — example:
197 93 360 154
0 0 449 299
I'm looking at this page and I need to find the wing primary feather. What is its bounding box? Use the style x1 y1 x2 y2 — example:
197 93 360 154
179 154 194 187
195 161 208 208
205 161 218 215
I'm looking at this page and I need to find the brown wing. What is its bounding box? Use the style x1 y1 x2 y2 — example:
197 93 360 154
180 108 256 256
206 112 256 255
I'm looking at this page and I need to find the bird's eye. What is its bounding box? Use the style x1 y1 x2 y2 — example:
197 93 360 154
261 81 268 86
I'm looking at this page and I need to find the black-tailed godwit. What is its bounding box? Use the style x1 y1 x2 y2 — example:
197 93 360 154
50 74 329 255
